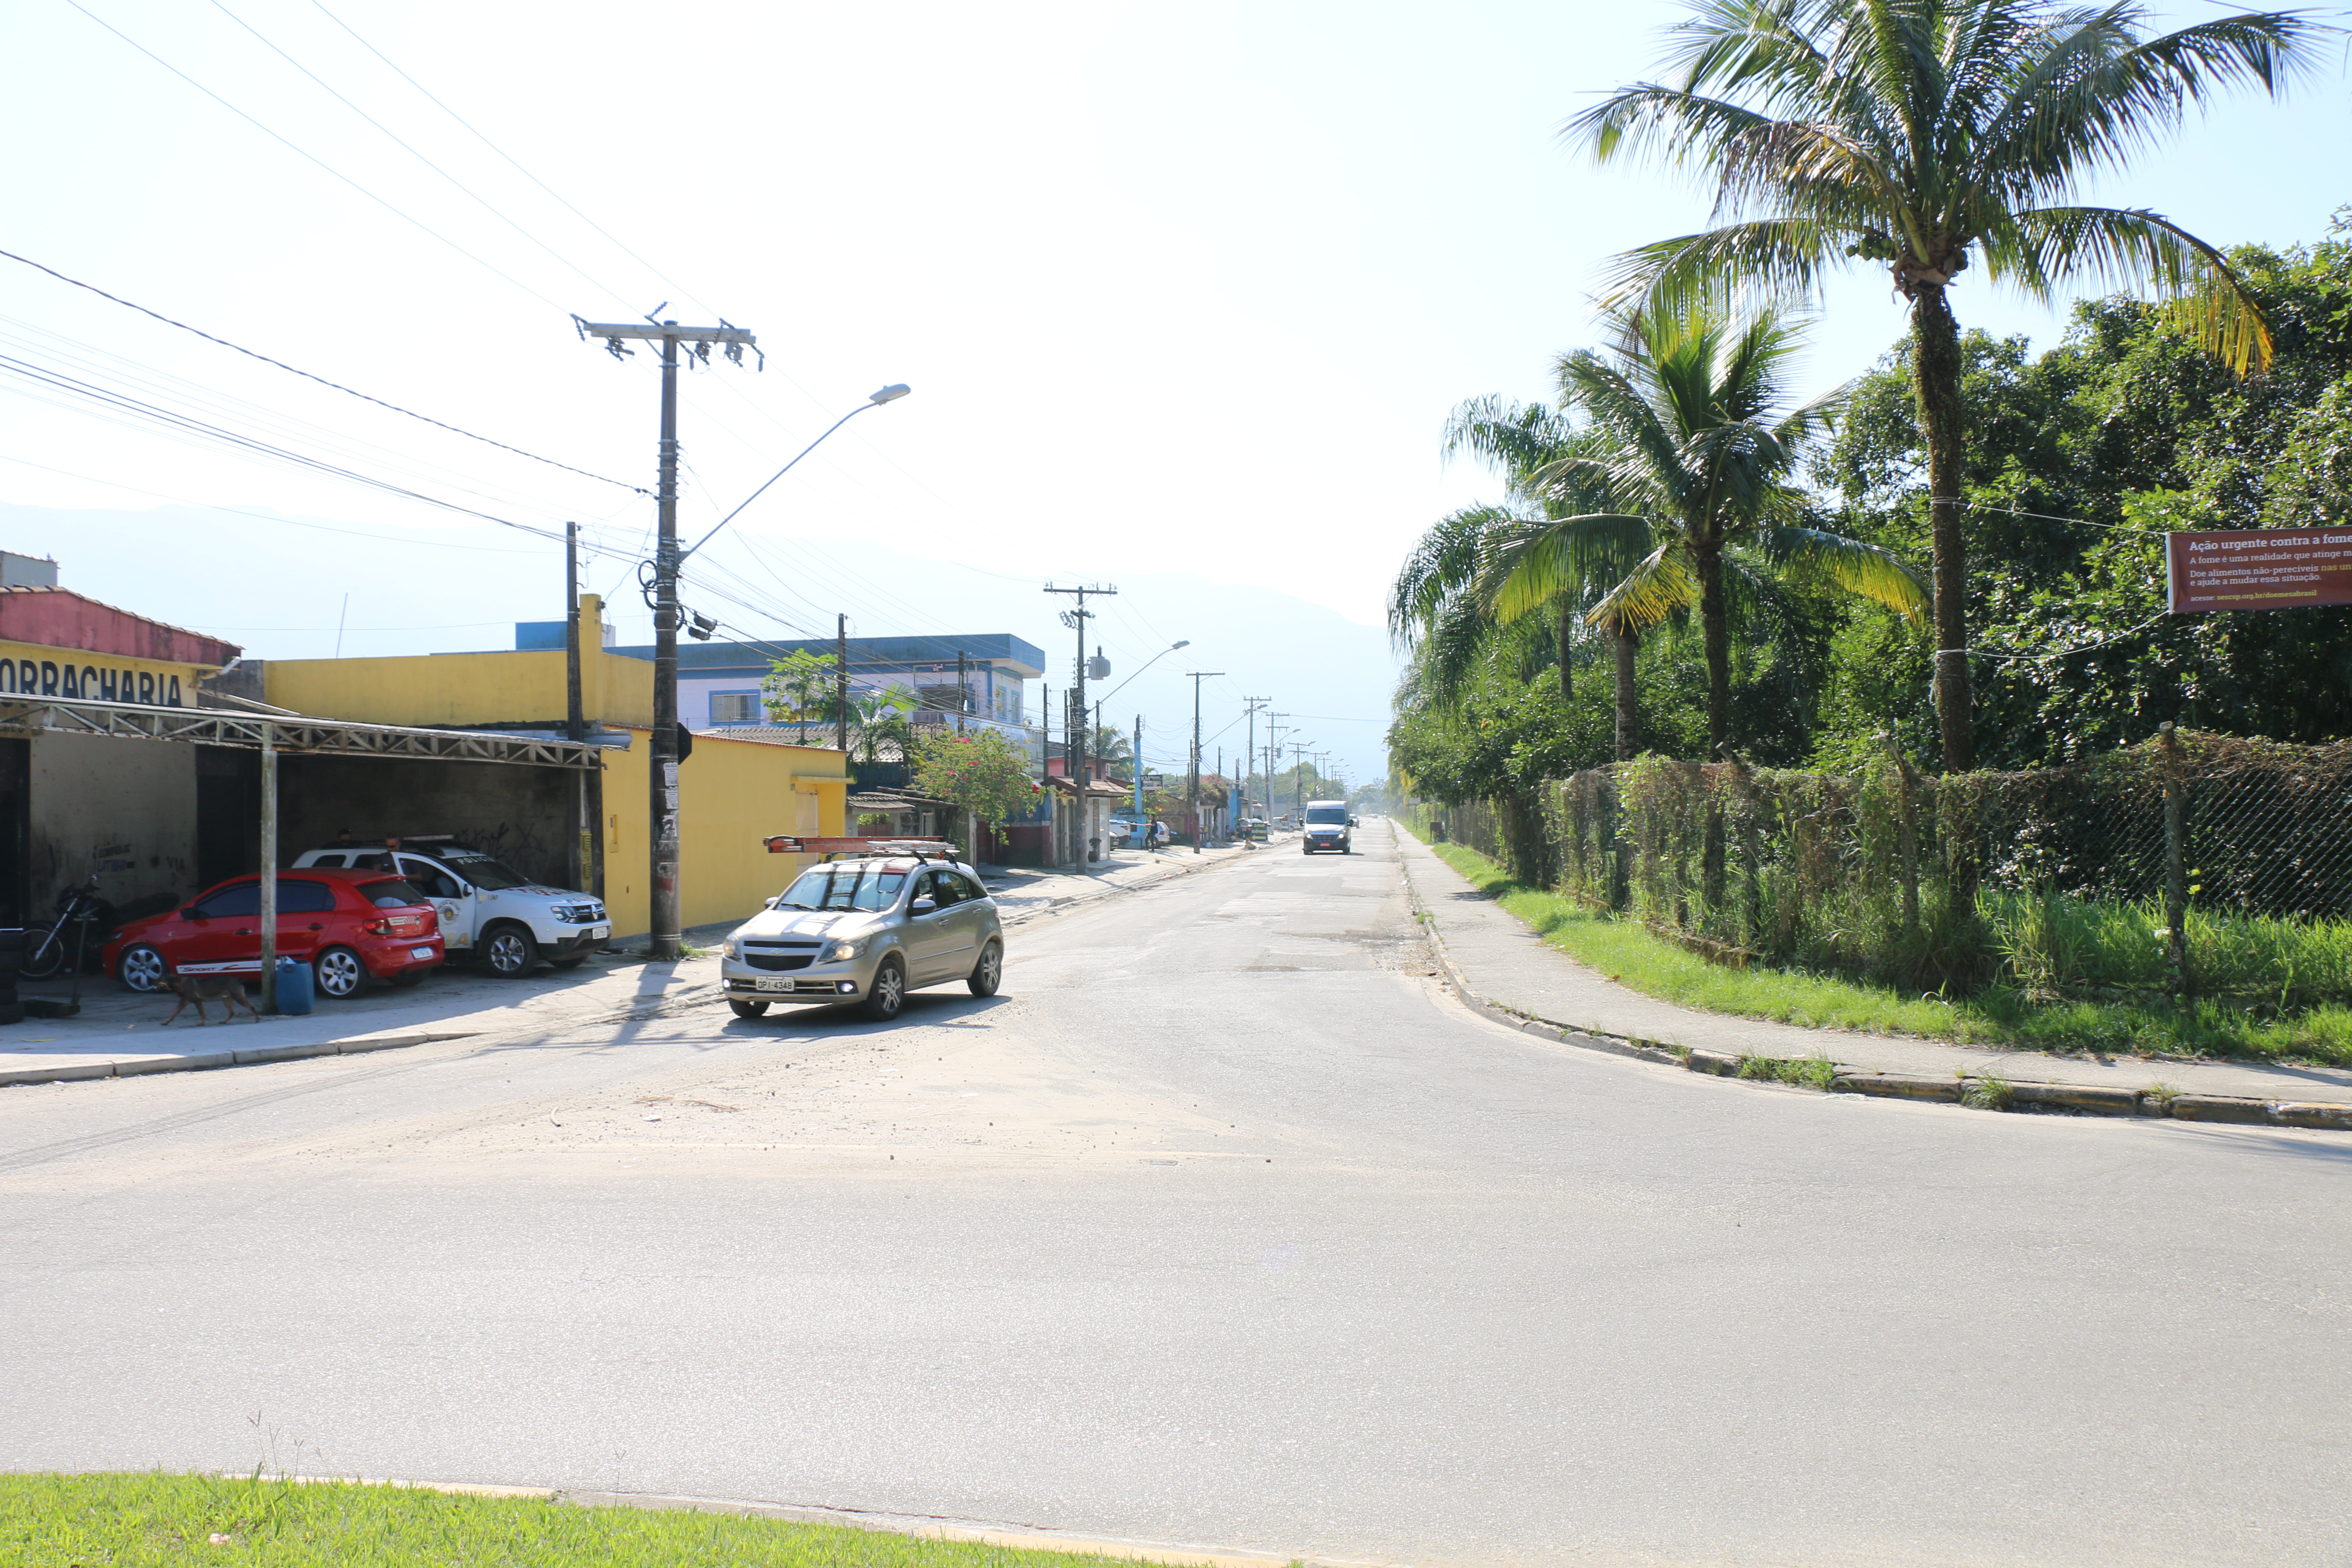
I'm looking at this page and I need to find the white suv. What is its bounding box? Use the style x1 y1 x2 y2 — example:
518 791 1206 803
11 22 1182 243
290 840 609 977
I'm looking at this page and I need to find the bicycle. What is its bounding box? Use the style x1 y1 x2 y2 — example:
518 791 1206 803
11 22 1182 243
19 881 105 982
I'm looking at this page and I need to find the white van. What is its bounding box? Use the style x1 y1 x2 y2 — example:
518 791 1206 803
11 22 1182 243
290 839 609 977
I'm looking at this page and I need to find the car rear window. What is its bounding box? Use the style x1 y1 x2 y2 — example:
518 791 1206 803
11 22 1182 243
360 878 431 909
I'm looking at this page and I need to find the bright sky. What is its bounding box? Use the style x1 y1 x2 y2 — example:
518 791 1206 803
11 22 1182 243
4 0 2345 784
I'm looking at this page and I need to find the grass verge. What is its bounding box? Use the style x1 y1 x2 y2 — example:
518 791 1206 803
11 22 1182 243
1418 838 2352 1066
0 1473 1217 1568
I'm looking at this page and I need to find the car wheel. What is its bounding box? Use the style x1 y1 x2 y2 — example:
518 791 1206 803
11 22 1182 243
390 971 424 988
119 943 172 993
967 940 1002 998
484 924 539 977
728 998 769 1020
860 956 906 1022
313 946 367 1000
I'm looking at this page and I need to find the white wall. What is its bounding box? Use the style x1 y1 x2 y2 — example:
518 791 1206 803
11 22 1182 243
30 732 197 909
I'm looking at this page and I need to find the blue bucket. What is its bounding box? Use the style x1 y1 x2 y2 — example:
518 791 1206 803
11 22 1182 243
274 956 315 1015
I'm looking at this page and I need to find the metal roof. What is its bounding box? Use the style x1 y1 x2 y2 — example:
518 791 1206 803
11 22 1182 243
0 697 603 769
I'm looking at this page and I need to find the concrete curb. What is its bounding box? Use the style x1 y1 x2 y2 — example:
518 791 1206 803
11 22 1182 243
270 1475 1370 1568
1396 847 2352 1135
0 1029 481 1089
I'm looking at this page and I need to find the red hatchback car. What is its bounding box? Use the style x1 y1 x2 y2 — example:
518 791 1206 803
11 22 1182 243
104 869 444 1000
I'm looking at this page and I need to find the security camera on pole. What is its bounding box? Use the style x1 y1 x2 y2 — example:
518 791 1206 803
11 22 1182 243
576 310 907 957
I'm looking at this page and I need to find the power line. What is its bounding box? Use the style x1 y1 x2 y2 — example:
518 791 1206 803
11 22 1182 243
62 0 565 311
0 247 640 492
0 451 546 554
206 0 642 315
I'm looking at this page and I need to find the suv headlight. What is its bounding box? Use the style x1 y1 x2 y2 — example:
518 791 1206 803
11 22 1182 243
827 939 864 962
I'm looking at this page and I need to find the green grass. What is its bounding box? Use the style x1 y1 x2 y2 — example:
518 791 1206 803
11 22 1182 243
1420 839 2352 1067
0 1473 1210 1568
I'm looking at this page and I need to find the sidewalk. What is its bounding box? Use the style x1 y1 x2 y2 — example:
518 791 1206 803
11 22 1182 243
1394 826 2352 1126
979 839 1262 925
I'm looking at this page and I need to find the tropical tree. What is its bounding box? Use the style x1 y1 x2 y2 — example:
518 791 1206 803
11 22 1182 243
911 728 1040 856
760 649 839 743
1521 300 1928 758
843 682 919 766
1574 0 2319 772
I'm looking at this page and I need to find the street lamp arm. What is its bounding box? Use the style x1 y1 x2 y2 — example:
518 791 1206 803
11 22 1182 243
682 385 910 563
1093 640 1190 706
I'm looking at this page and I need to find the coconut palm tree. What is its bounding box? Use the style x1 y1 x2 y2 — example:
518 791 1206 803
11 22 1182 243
1512 300 1929 758
1440 400 1655 759
1573 0 2318 772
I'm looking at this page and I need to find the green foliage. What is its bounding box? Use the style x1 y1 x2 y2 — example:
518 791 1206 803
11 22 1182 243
910 728 1039 827
1813 212 2352 765
0 1472 1144 1567
759 650 839 743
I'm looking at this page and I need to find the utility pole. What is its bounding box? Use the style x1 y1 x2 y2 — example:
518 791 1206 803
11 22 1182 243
836 614 850 753
1185 671 1224 853
1288 741 1312 821
1241 696 1269 826
1132 714 1144 822
566 523 591 892
1265 713 1289 822
956 649 968 735
574 314 757 961
1044 584 1115 865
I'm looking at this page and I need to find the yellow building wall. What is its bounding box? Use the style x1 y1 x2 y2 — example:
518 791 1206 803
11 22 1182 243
600 728 847 936
263 599 652 730
261 601 846 939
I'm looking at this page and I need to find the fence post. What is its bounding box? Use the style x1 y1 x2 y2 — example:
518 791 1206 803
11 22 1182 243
2161 721 2190 995
1601 765 1626 913
1883 732 1921 936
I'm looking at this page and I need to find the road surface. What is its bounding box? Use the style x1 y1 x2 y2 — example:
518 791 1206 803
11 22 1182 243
4 822 2347 1566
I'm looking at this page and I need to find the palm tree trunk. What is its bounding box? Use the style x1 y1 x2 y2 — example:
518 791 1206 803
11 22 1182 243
1612 624 1638 763
1694 541 1731 756
1910 286 1973 773
1558 600 1574 709
1911 284 1980 928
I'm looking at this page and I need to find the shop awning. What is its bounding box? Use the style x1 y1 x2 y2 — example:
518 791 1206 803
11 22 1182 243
0 697 605 769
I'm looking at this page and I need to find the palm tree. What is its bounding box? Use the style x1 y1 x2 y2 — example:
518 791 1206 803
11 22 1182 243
1512 300 1929 758
844 683 918 766
1440 401 1654 759
1573 0 2318 772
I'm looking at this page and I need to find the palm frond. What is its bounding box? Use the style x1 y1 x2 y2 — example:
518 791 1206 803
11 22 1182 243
1758 522 1931 622
1994 203 2273 371
1488 512 1660 623
1586 542 1698 636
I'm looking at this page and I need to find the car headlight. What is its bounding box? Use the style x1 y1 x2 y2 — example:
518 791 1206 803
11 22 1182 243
827 939 864 962
724 938 741 958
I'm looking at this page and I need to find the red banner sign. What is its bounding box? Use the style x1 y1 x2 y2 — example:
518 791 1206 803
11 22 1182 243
2165 528 2352 612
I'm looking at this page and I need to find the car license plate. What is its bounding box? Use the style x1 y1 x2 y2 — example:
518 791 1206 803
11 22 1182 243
409 946 435 961
755 977 793 992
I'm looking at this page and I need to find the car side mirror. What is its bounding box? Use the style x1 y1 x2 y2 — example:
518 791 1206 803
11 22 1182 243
910 897 937 915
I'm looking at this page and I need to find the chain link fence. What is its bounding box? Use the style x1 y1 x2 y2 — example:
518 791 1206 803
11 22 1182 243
1416 729 2352 1002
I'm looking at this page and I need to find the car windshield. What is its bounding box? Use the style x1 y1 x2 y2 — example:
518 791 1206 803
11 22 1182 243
776 866 907 912
1306 806 1348 824
439 854 534 891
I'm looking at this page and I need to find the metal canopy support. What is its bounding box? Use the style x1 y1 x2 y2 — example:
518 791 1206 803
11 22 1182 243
0 698 604 769
259 722 278 1014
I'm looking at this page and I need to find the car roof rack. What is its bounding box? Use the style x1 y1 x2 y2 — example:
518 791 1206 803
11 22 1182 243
762 835 962 865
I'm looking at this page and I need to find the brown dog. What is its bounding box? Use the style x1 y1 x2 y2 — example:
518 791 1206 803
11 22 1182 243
162 974 259 1025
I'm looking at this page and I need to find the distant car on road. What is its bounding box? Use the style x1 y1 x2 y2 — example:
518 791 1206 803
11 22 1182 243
104 869 444 999
1302 801 1353 854
721 846 1003 1023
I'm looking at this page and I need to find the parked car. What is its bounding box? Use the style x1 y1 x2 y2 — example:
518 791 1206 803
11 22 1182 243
1107 816 1136 846
719 851 1002 1023
292 839 607 977
1302 800 1352 854
104 869 444 1000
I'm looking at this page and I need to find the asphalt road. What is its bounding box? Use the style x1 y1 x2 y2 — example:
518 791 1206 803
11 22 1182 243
4 822 2349 1567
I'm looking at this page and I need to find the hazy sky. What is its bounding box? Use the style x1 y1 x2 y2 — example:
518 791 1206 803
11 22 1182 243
4 0 2346 783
